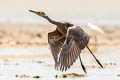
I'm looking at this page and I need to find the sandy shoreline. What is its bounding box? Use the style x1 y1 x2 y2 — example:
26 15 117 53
0 24 119 47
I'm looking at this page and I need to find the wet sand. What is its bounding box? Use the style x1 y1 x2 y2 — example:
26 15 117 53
0 24 120 80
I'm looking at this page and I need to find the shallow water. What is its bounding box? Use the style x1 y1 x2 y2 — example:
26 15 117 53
0 47 50 55
0 46 120 80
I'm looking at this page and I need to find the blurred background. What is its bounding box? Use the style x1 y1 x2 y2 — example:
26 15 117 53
0 0 120 24
0 0 120 80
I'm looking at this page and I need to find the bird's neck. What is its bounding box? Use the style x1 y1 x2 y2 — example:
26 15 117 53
43 16 59 25
42 15 68 36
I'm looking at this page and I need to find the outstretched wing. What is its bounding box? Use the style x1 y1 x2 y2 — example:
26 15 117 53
57 26 89 71
48 29 65 69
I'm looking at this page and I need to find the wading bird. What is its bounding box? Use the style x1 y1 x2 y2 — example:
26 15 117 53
88 22 104 51
29 10 103 74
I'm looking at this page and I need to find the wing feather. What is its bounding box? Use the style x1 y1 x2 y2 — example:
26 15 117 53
48 29 65 69
57 26 89 71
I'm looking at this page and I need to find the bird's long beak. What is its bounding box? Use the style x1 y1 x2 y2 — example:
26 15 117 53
29 10 38 14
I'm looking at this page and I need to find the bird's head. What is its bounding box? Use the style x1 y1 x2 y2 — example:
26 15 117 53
29 10 47 17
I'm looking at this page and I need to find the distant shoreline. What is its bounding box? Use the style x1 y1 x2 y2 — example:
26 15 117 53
0 18 120 25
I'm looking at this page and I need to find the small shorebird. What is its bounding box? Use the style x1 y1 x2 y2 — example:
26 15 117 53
29 10 103 73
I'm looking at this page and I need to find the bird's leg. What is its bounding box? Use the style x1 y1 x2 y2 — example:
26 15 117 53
79 56 87 74
86 45 103 68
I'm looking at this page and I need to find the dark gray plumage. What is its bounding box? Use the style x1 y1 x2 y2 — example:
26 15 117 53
57 26 89 71
29 10 103 73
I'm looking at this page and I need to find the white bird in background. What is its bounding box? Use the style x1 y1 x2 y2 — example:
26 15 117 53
88 22 104 34
87 22 104 51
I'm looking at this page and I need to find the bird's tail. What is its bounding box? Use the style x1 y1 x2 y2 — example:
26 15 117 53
86 45 103 68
